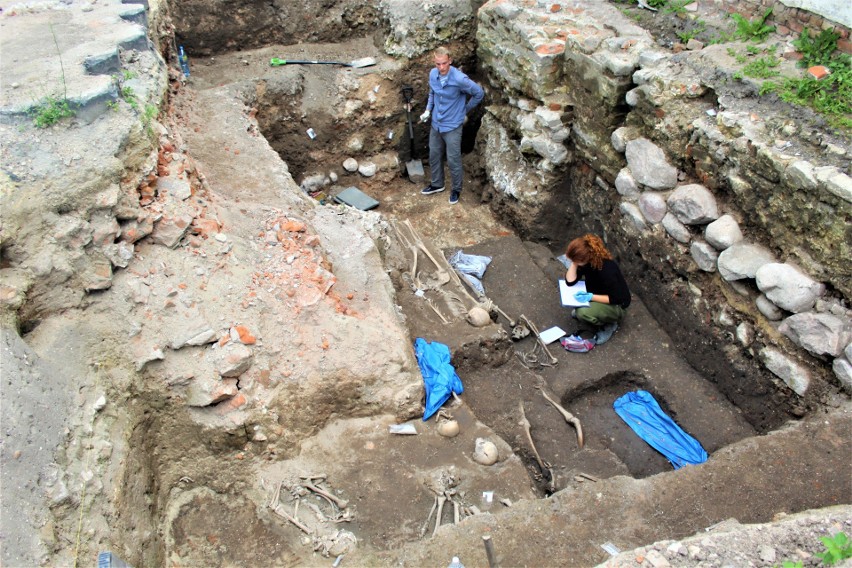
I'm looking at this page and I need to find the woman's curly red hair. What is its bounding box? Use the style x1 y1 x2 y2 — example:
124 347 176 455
566 234 612 270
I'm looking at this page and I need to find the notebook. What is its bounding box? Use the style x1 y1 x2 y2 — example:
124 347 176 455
559 279 590 307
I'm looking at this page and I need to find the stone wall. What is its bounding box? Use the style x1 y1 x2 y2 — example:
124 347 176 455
475 0 851 417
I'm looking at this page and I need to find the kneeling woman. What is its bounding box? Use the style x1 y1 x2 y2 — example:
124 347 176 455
565 234 631 344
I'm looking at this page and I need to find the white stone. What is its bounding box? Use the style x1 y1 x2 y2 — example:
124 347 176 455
534 106 562 129
343 158 358 172
833 357 852 393
756 263 824 313
691 241 718 272
611 126 638 153
717 243 776 281
736 322 754 346
93 395 107 412
638 192 667 223
620 201 647 232
779 312 852 357
625 138 678 190
615 168 641 199
358 162 377 177
756 294 783 321
760 347 810 396
783 160 818 190
667 184 719 225
329 171 338 183
704 214 743 250
662 213 691 243
824 172 852 203
216 343 254 377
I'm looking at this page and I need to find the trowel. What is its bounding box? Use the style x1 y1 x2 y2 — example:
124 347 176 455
401 85 425 184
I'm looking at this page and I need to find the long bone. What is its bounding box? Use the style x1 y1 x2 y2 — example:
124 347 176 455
518 401 555 491
432 493 447 537
303 481 348 509
538 387 585 448
420 495 438 538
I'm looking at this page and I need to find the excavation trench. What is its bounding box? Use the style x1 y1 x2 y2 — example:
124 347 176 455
108 8 845 563
166 43 776 496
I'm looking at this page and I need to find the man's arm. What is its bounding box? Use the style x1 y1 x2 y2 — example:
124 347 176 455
462 77 484 113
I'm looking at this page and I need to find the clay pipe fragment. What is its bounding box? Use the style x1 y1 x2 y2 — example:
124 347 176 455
538 387 585 448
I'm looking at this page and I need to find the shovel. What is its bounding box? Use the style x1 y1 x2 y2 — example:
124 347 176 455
269 57 376 68
401 85 425 184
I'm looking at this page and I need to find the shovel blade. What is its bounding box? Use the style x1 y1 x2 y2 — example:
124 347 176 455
406 160 425 184
349 57 377 68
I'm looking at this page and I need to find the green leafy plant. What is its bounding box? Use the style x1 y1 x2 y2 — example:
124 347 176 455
731 7 775 42
663 0 692 15
29 96 75 128
759 26 851 130
739 56 781 79
31 21 75 127
816 532 852 565
793 28 841 67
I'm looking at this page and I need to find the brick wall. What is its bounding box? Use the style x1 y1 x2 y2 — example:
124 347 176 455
720 0 851 54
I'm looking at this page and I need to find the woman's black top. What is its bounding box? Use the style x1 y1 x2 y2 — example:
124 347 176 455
568 259 632 308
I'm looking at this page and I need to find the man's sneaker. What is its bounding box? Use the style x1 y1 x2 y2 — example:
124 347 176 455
421 185 445 195
593 322 619 345
449 191 460 204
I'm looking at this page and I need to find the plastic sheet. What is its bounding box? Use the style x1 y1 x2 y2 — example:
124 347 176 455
414 338 464 421
613 390 708 469
448 250 492 297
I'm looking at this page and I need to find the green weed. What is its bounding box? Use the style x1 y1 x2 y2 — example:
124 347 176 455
731 7 775 42
740 56 781 78
793 28 841 67
29 96 75 128
759 26 851 130
30 21 76 128
778 532 852 567
816 532 852 565
663 0 692 15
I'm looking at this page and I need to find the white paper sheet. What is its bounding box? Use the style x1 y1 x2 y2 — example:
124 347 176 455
538 326 567 345
559 279 589 307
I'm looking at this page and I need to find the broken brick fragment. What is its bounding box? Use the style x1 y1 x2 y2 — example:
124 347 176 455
234 325 257 345
807 65 831 80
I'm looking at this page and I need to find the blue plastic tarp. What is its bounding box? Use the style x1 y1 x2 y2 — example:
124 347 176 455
414 338 464 421
613 390 708 469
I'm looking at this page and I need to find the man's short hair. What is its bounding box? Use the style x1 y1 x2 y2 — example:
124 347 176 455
434 46 451 59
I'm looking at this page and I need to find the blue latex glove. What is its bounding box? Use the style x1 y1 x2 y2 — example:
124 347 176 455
574 291 593 303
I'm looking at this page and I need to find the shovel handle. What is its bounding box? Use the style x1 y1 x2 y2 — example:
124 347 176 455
270 58 348 67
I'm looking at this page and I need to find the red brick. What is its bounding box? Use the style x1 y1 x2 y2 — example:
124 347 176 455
776 24 790 36
839 38 852 55
789 20 804 33
807 65 831 80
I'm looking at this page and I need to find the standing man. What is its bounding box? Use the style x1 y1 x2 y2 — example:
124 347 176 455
419 47 484 205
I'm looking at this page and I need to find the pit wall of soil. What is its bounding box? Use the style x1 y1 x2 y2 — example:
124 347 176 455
471 0 851 424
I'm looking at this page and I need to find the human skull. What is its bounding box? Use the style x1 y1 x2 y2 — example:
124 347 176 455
438 419 460 438
473 437 498 465
466 306 491 327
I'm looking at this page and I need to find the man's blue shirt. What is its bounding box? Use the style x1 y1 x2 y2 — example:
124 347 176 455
426 66 484 133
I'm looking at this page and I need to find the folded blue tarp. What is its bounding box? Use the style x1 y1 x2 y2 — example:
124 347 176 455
613 390 708 469
414 338 464 421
